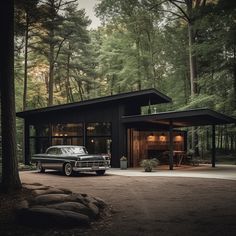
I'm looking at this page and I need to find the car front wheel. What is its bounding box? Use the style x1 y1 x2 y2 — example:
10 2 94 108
96 170 106 176
36 162 45 173
63 162 73 176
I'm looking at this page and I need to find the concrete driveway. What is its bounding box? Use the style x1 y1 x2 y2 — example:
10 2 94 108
108 164 236 180
20 165 236 236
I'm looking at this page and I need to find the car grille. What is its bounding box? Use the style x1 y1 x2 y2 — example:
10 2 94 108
76 160 109 167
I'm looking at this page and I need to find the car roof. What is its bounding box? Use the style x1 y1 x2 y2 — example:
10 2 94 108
47 145 85 149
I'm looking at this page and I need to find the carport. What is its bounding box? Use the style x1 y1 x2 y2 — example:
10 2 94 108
122 108 236 170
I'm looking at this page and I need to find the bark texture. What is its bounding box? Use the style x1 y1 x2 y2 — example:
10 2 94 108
0 0 22 192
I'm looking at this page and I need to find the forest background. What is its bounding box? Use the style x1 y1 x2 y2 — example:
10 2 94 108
10 0 236 161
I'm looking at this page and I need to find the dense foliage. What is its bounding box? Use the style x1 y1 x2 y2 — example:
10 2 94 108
13 0 236 158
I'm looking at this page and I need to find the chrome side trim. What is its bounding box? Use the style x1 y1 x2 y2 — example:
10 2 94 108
32 157 76 163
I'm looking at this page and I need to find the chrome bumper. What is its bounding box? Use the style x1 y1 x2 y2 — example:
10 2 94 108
73 166 110 172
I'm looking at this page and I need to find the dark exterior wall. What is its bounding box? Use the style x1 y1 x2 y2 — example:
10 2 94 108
24 103 128 167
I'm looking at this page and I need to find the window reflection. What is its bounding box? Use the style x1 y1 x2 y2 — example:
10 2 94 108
87 137 112 154
29 122 112 156
52 123 83 137
86 123 111 136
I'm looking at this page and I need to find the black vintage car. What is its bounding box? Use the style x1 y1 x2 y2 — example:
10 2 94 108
32 145 110 176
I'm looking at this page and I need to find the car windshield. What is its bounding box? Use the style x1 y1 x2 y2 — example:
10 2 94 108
61 146 87 155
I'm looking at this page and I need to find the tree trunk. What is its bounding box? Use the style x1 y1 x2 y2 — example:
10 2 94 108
48 0 55 106
48 42 54 106
23 11 29 111
233 45 236 109
0 0 22 192
188 22 199 154
136 38 142 91
65 46 71 103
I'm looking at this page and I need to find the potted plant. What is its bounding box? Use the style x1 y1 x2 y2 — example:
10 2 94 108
120 156 128 169
140 158 159 172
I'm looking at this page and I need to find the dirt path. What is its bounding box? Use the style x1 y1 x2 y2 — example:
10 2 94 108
20 171 236 236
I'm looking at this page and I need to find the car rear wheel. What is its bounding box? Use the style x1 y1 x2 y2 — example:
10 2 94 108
63 162 73 176
36 162 45 173
96 170 106 176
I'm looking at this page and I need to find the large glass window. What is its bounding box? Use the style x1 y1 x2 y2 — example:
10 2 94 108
86 123 112 154
52 123 83 137
29 137 50 155
86 123 111 136
29 123 84 155
34 124 49 137
28 122 112 156
29 125 50 155
52 137 83 146
87 137 112 154
51 123 83 146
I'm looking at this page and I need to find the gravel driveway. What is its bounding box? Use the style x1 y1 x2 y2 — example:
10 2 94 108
20 168 236 236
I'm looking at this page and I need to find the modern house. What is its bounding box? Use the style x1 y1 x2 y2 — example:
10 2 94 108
16 89 236 169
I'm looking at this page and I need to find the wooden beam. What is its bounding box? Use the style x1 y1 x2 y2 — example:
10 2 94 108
212 125 216 167
169 121 174 170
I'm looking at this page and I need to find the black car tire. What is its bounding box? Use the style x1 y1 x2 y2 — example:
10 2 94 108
63 162 73 176
96 170 106 176
36 162 45 173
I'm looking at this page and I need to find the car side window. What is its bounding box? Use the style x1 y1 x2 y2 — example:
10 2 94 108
46 148 57 155
56 148 62 155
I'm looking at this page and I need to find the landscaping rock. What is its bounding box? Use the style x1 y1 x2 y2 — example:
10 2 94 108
33 188 65 195
17 184 107 228
15 200 29 210
23 184 48 190
59 188 72 194
87 202 99 218
94 197 107 209
17 207 89 227
44 202 96 219
34 194 70 205
69 193 88 205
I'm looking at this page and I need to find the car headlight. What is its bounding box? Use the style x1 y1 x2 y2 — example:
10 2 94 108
103 155 110 160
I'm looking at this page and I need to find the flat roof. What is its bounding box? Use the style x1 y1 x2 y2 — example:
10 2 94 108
122 108 236 127
16 88 171 118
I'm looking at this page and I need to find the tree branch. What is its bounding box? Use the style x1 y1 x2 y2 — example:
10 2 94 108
149 0 169 11
161 9 188 21
169 0 190 22
54 37 66 62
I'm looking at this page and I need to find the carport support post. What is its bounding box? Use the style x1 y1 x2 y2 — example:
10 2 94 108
212 125 216 167
169 121 174 170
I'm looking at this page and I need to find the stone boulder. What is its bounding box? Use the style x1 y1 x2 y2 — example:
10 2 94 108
33 194 70 205
16 184 108 228
44 202 97 219
17 207 89 227
33 188 65 195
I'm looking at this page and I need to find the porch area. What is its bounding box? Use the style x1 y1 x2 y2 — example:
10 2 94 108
123 108 236 170
107 164 236 180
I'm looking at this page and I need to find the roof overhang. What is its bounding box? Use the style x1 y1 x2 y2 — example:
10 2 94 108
122 109 236 128
16 88 171 118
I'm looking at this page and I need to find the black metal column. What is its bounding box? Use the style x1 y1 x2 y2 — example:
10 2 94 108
169 121 174 170
83 122 86 146
24 120 30 165
212 125 216 167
